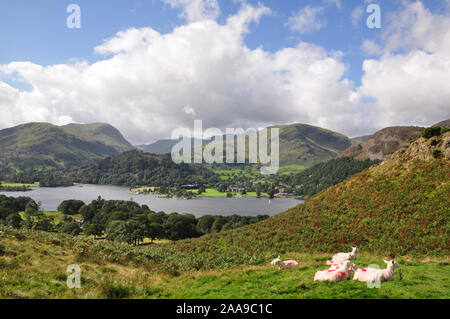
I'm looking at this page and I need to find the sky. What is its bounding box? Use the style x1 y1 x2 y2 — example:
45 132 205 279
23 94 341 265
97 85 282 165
0 0 449 143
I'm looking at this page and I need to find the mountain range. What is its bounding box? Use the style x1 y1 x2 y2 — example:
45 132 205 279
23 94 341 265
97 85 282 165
338 119 449 161
0 122 134 169
0 119 448 172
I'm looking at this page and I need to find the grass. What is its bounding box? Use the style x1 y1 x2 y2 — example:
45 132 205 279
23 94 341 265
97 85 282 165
191 189 265 198
18 211 81 225
0 182 39 187
0 228 448 299
277 165 306 175
149 254 450 299
213 167 261 181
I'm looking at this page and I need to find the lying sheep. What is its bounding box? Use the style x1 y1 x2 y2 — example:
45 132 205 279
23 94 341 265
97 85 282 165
270 256 299 269
353 259 399 283
327 247 358 266
314 260 356 283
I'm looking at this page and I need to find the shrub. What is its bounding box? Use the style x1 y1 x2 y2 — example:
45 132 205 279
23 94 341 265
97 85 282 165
99 282 134 299
0 241 6 255
422 126 442 139
433 150 442 159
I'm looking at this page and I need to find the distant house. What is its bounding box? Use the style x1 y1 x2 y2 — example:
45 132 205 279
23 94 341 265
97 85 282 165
229 187 244 193
75 219 84 228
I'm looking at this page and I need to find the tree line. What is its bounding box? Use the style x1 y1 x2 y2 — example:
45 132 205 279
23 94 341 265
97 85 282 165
0 195 269 245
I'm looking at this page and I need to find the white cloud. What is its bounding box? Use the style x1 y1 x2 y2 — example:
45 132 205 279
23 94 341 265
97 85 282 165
0 3 360 143
183 105 196 115
361 39 382 56
287 5 326 34
163 0 220 23
0 1 448 144
351 6 363 26
324 0 342 9
358 1 450 129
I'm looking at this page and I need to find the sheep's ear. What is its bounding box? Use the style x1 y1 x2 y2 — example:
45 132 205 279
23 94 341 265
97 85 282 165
383 260 389 264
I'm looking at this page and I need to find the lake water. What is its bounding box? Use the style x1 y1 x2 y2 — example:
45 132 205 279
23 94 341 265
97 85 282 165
0 184 303 217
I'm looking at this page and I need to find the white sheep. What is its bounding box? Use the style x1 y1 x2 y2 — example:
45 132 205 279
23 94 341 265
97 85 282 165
353 259 399 283
270 256 299 269
326 247 358 266
314 260 356 283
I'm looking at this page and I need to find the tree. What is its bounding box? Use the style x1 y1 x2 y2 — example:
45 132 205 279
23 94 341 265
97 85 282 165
196 215 215 235
422 126 442 139
6 213 22 229
84 222 103 239
147 222 164 242
164 213 198 240
197 186 206 195
57 217 81 236
58 200 85 215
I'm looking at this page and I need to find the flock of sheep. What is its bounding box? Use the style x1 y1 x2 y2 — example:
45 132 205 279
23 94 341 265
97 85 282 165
271 247 400 284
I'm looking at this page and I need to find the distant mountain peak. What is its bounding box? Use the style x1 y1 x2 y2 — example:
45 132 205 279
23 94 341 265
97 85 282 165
338 126 425 161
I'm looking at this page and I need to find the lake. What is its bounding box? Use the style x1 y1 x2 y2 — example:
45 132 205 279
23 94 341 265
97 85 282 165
0 184 303 217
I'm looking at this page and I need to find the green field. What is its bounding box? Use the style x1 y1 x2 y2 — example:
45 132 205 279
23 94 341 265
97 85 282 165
0 228 447 299
213 167 261 180
192 188 264 198
18 211 81 225
277 165 306 175
0 182 39 187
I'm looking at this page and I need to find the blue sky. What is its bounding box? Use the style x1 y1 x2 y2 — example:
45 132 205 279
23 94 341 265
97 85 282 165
0 0 427 85
0 0 449 142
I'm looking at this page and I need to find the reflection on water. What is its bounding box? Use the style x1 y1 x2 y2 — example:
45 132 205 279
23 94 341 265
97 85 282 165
1 184 303 217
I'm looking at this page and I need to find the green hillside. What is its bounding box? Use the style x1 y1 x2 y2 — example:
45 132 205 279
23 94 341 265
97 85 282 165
143 131 449 273
0 132 448 299
0 122 134 170
197 123 351 167
64 150 218 187
275 124 351 166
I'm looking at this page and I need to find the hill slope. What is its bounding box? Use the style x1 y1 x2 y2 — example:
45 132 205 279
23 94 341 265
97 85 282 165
139 124 351 167
338 126 424 160
152 131 449 272
65 150 217 187
274 124 351 166
0 122 134 169
434 118 450 127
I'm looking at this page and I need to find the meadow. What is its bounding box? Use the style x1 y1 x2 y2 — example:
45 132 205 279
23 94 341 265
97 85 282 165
0 227 448 299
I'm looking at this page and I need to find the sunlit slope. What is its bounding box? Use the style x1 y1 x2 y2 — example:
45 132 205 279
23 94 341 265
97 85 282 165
163 132 449 268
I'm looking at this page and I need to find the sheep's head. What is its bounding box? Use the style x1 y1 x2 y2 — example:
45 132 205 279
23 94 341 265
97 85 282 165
384 259 399 269
271 256 281 266
343 260 356 271
350 247 358 258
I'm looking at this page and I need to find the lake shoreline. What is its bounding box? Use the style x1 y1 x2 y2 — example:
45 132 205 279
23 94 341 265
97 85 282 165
1 184 303 217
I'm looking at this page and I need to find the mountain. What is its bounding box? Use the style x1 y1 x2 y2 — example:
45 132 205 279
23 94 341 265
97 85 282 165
62 123 133 153
337 126 424 161
137 138 206 155
434 118 450 127
157 130 449 270
193 123 351 167
274 124 352 166
65 150 217 187
138 124 351 167
350 135 372 144
0 122 134 170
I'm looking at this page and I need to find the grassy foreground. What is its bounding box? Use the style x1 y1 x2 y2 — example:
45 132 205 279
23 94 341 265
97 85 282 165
0 227 448 299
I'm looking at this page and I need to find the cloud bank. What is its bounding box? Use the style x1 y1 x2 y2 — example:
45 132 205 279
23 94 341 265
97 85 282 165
0 1 449 143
